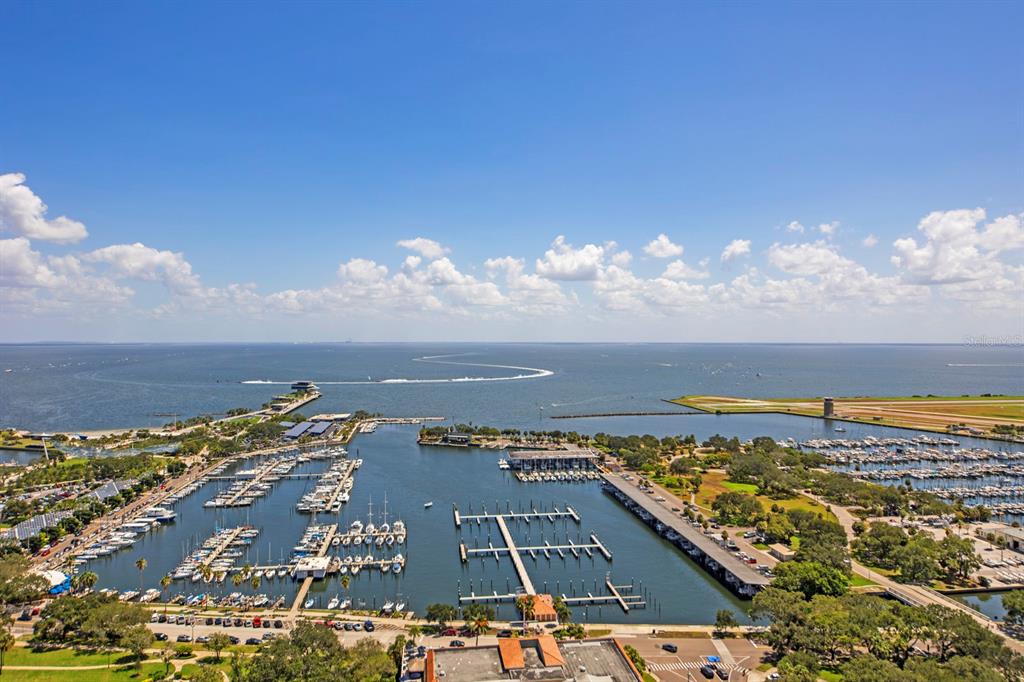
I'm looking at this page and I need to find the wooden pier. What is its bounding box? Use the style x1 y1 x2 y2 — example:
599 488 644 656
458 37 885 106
210 458 299 508
453 504 580 528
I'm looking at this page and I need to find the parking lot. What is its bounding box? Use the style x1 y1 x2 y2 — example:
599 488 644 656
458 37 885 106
625 635 767 681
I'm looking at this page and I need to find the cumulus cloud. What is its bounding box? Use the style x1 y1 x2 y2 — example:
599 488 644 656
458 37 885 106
535 236 607 281
396 237 449 260
817 221 839 236
720 239 751 263
85 242 202 295
611 251 633 267
642 233 684 258
0 173 88 243
785 221 805 234
862 234 878 247
661 259 710 280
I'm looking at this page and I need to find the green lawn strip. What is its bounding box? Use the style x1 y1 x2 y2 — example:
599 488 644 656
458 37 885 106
0 663 165 681
849 574 877 587
721 481 758 494
6 647 146 667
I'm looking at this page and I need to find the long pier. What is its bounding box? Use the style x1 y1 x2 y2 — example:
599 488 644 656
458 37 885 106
454 504 580 528
209 457 299 508
496 516 535 595
601 472 769 597
290 524 338 615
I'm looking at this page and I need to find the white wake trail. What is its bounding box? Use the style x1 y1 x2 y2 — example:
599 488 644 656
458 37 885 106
241 354 554 385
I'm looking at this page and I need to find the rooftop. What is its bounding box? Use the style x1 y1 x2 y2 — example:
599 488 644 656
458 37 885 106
426 638 641 682
508 448 599 461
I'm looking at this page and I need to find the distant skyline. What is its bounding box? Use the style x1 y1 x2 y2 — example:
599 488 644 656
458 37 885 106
1 1 1021 343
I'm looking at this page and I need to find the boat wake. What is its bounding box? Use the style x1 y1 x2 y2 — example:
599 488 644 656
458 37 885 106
241 354 554 385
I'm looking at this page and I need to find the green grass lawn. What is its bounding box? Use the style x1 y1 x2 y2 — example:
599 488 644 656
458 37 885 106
849 574 877 587
722 481 758 494
180 658 232 679
6 647 145 667
819 667 844 681
1 663 165 681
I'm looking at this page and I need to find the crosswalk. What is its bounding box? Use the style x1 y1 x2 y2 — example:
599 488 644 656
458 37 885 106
647 660 749 674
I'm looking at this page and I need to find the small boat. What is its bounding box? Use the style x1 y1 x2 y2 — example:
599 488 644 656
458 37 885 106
304 598 314 609
423 501 433 508
327 596 340 609
277 568 288 578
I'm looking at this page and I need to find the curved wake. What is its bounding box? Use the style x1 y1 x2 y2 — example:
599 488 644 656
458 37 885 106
241 354 554 385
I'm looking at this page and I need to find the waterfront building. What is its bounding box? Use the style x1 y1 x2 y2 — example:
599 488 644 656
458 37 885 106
290 381 319 393
283 421 315 440
294 556 330 579
507 448 599 471
824 397 835 417
424 637 642 682
769 544 796 562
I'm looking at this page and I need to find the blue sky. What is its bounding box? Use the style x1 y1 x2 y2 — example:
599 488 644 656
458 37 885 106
1 1 1022 342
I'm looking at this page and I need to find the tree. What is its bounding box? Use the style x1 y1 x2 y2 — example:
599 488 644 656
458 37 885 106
232 572 244 588
134 557 147 593
937 533 981 583
772 561 849 599
0 615 14 676
758 512 796 544
623 644 646 673
188 666 223 682
1003 589 1024 626
122 624 152 670
714 609 738 636
160 574 172 612
77 571 99 593
208 632 232 661
712 492 764 526
552 595 572 624
159 641 175 678
406 624 422 643
841 655 909 682
777 651 818 682
515 595 536 623
852 522 907 570
894 536 941 584
0 554 48 605
425 603 458 629
242 622 394 681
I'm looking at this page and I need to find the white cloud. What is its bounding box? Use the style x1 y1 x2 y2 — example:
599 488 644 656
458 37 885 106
611 250 633 267
785 221 805 234
661 259 709 280
0 173 88 244
535 236 607 281
767 241 849 276
85 242 202 295
720 239 751 263
642 234 684 258
396 237 449 260
862 234 878 247
817 221 839 236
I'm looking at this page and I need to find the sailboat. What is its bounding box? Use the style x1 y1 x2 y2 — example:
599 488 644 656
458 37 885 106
423 501 433 509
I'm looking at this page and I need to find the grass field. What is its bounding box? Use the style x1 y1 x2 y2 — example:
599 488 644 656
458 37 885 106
694 471 835 522
672 394 1024 438
5 648 146 667
1 664 165 681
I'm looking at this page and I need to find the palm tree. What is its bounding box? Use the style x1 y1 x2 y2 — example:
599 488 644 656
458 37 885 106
468 614 489 646
200 564 213 583
241 562 252 579
250 575 261 592
515 595 536 625
135 558 147 593
407 624 421 644
159 575 172 611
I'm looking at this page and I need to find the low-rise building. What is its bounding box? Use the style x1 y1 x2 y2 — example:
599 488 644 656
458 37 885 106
425 637 642 682
293 556 330 579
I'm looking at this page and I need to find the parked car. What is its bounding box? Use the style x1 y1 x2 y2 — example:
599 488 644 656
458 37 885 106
496 630 513 638
273 620 284 629
176 634 192 643
228 636 240 645
195 636 209 644
263 619 272 628
245 637 261 645
441 628 457 636
450 640 465 647
700 665 716 679
661 643 678 653
716 667 730 680
154 632 168 641
364 620 375 632
343 622 354 631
